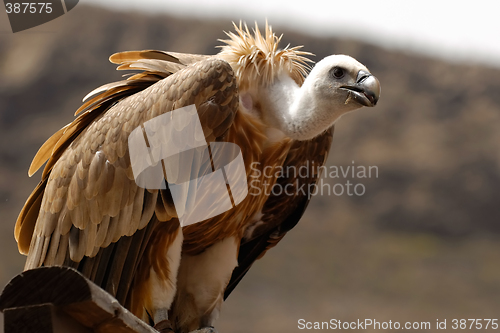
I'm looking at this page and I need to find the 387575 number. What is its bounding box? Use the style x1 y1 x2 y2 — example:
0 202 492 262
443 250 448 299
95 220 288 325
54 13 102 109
5 3 52 14
452 319 498 330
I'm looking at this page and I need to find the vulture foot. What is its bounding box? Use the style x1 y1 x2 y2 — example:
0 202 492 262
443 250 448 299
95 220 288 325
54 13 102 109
154 319 175 333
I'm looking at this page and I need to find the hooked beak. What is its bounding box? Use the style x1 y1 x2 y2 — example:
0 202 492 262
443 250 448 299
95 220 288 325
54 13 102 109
341 70 381 107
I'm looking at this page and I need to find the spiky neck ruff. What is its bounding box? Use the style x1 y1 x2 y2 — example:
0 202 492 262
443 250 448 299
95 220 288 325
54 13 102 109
217 22 312 91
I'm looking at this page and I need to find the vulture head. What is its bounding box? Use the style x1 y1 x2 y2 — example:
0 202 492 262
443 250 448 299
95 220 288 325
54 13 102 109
219 23 380 141
257 54 381 141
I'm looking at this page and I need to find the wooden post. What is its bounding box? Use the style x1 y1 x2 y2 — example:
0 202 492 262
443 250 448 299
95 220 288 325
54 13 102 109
0 267 157 333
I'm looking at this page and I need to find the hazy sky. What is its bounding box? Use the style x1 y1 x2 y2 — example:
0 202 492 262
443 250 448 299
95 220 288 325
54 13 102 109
84 0 500 68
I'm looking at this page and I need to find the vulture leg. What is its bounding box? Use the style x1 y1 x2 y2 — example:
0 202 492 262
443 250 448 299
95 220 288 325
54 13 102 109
126 219 184 326
171 236 239 333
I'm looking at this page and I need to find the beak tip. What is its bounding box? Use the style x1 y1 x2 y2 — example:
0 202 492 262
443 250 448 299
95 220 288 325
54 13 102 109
341 71 381 107
364 75 380 107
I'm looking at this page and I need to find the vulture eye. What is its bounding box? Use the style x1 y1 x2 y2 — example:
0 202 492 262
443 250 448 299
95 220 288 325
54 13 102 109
331 67 345 79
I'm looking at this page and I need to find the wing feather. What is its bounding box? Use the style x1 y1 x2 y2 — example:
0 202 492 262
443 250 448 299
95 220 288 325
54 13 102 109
28 126 68 177
109 50 182 65
59 206 73 236
15 181 46 254
94 215 110 248
45 226 61 266
19 56 240 309
139 190 158 229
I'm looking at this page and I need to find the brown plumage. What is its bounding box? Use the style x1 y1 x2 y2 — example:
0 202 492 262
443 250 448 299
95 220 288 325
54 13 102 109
16 22 379 333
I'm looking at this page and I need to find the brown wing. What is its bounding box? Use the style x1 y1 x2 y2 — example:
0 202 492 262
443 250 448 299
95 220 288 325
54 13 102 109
224 127 334 299
16 52 239 303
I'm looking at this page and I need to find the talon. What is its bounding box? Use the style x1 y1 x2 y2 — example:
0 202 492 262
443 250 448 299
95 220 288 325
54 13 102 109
154 319 175 333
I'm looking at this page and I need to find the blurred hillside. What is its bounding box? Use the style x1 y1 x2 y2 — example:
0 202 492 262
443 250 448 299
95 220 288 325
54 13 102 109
1 5 499 332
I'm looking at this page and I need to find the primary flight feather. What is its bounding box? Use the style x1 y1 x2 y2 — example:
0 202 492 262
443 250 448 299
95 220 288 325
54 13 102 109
15 22 380 333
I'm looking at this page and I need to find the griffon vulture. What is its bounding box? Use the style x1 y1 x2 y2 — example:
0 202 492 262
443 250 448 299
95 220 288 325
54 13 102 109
15 23 380 333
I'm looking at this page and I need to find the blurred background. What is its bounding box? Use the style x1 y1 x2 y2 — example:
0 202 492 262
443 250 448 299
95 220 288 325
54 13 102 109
1 1 500 331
